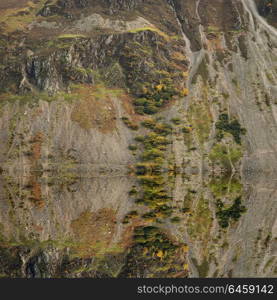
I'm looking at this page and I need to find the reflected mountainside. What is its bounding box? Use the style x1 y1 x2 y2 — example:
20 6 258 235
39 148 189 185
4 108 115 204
1 168 273 278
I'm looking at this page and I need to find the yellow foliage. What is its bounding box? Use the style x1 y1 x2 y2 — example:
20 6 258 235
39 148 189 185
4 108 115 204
181 88 189 96
157 250 164 258
143 248 148 256
127 27 171 41
156 84 164 91
183 72 189 78
183 264 189 271
142 87 148 94
156 201 167 206
184 124 193 131
182 245 189 253
146 218 156 223
155 212 165 218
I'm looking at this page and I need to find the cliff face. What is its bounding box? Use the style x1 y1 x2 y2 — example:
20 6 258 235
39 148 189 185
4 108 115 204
0 0 276 278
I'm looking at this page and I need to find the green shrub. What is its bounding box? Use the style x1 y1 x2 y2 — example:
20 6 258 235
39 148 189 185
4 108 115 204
138 175 164 187
135 163 163 176
209 144 242 172
216 114 246 144
171 117 182 125
170 216 181 223
135 199 146 205
133 81 182 115
135 163 148 175
128 144 138 151
122 117 139 130
141 149 163 161
216 197 246 228
133 235 147 243
129 187 138 195
141 118 156 129
134 106 145 114
123 210 139 224
134 98 148 106
135 136 145 143
182 127 190 134
140 133 170 150
144 102 159 114
143 226 160 237
142 212 156 219
153 123 172 136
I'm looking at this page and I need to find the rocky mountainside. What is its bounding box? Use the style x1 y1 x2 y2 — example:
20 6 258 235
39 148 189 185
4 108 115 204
0 0 276 278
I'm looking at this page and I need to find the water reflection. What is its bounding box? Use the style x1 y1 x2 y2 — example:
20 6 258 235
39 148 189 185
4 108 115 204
0 176 134 251
0 172 276 277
